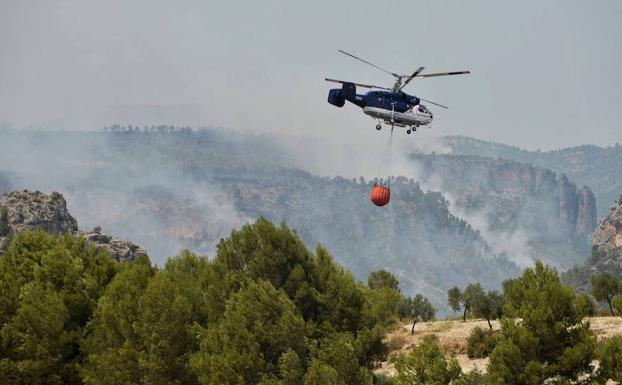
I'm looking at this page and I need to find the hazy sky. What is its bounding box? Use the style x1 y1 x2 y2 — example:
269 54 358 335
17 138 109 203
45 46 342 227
1 0 621 149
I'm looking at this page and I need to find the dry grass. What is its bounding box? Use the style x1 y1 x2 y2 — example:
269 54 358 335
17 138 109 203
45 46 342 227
375 316 622 377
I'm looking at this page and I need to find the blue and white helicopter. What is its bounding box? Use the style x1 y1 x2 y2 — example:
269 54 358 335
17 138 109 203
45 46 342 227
326 50 469 134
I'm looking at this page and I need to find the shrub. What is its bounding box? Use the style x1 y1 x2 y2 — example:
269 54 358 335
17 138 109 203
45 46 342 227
388 334 408 351
373 373 394 385
466 326 496 358
595 336 622 382
575 293 597 317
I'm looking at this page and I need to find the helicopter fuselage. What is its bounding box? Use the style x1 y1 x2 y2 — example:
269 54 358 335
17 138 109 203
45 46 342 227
327 82 432 128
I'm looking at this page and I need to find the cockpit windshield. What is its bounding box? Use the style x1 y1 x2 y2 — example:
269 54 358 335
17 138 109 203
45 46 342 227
418 105 428 113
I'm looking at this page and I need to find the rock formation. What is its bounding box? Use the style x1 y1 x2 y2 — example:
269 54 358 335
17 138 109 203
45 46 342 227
563 194 622 291
592 195 622 269
0 190 78 249
0 190 147 261
410 154 598 267
82 226 148 262
576 186 598 235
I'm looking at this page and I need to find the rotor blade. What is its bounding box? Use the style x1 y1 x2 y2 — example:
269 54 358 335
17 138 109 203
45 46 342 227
398 66 425 91
420 98 448 109
337 50 400 78
325 78 392 90
419 70 470 78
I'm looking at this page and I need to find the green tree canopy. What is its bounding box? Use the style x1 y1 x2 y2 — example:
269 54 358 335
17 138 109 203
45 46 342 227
448 283 486 322
367 270 400 291
488 261 596 385
405 294 435 335
591 272 621 316
0 230 119 385
190 279 307 385
472 290 504 330
595 336 622 383
447 286 464 319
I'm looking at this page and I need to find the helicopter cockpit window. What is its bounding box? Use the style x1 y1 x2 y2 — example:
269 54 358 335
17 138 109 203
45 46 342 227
418 106 427 112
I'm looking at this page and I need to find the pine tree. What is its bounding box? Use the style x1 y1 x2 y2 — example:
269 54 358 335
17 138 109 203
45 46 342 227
488 262 596 385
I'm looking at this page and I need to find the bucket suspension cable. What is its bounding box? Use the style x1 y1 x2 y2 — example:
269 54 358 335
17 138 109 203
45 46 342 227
376 127 394 187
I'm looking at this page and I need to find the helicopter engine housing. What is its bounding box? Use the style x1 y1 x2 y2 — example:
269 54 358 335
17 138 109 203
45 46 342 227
327 89 345 107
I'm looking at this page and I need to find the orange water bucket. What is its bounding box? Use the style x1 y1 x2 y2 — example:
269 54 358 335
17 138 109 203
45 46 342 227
370 185 390 206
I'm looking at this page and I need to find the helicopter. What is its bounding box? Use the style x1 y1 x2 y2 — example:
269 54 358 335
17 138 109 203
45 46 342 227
326 50 470 134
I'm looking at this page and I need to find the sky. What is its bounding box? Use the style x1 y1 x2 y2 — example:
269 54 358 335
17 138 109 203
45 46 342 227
1 0 621 150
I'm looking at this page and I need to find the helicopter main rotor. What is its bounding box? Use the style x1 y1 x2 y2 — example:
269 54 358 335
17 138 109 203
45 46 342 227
336 49 470 100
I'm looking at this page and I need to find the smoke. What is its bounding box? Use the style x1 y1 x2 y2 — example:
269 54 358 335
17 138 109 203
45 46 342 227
405 140 588 270
0 129 250 263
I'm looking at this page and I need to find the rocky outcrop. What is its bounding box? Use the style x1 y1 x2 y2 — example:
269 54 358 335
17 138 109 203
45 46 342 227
563 194 622 290
592 195 622 268
82 226 148 262
577 186 598 235
0 190 147 261
558 174 579 225
0 190 78 249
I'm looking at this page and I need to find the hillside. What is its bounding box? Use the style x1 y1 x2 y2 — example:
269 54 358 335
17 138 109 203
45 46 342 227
0 129 523 311
379 317 622 375
439 136 622 217
410 153 596 268
0 129 605 311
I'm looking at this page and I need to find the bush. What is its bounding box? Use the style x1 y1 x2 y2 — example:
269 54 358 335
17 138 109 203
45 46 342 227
388 334 408 351
595 336 622 382
373 373 394 385
454 370 488 385
575 293 597 317
466 326 496 358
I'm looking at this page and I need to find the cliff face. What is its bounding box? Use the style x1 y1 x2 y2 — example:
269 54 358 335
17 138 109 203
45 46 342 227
442 136 622 217
577 186 598 235
410 154 597 267
592 196 622 269
0 190 147 262
563 194 622 290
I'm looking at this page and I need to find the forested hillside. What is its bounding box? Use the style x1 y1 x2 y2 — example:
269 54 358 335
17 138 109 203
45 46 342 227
409 153 596 268
0 129 519 310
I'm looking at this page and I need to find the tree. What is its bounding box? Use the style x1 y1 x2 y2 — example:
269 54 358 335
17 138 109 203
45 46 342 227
591 272 621 315
613 295 622 317
134 272 198 385
0 231 119 385
406 294 435 335
595 336 622 383
364 287 402 327
303 359 339 385
391 335 461 385
488 262 596 385
447 287 465 320
472 290 504 330
447 283 485 322
279 349 304 385
575 293 597 317
0 282 69 385
81 258 155 385
190 280 307 385
367 270 399 291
